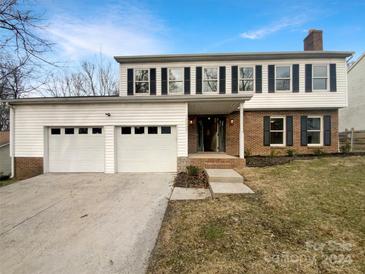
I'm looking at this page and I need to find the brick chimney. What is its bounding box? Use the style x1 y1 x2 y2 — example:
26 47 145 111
304 29 323 51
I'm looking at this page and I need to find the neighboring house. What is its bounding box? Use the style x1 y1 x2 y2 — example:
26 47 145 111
339 53 365 132
5 30 352 179
0 131 11 176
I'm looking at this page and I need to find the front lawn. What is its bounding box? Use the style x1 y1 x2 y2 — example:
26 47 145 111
148 156 365 273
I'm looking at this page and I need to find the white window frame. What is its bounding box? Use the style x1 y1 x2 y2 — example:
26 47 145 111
275 65 291 92
238 66 255 92
307 116 323 146
168 67 184 94
270 116 286 147
134 68 150 95
202 67 219 93
312 64 329 91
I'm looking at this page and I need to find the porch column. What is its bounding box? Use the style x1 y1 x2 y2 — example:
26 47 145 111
239 102 244 159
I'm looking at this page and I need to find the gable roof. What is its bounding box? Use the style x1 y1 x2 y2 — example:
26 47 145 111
348 52 365 72
114 51 353 64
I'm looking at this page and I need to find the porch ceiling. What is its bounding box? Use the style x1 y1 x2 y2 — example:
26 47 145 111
188 100 241 115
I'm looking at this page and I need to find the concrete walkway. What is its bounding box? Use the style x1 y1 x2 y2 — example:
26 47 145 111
170 187 211 200
206 169 254 197
0 173 173 274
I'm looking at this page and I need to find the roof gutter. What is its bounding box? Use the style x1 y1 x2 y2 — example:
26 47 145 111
4 94 253 105
114 51 354 64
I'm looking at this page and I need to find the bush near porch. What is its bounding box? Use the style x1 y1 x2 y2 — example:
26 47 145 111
148 156 365 273
174 166 209 188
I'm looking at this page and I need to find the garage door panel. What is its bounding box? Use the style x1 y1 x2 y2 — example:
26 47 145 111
48 128 104 172
117 126 177 172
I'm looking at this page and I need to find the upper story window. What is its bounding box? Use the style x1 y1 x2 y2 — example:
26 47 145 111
275 66 291 91
307 116 322 145
270 117 285 146
239 67 254 92
135 69 149 94
203 67 218 92
168 68 184 94
313 65 328 90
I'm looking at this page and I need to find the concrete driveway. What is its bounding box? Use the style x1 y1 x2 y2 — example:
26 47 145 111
0 173 174 274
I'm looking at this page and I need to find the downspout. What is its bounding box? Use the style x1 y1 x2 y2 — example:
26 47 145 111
9 105 15 178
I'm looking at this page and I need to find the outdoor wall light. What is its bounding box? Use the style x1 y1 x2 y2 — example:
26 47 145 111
230 119 234 125
189 119 193 125
105 113 111 117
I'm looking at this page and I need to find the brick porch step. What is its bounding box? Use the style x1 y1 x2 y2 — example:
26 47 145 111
188 158 245 169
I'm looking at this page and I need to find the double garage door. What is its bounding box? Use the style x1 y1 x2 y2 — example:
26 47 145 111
48 126 177 173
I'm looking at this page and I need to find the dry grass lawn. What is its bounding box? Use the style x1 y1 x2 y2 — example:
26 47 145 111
148 156 365 274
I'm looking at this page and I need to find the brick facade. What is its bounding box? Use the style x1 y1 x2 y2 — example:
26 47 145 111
244 110 339 156
188 110 339 157
15 157 43 180
0 131 9 146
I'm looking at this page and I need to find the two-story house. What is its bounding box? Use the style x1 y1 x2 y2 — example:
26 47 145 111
6 30 352 179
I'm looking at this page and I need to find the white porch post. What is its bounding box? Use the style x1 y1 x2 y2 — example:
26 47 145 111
239 102 245 159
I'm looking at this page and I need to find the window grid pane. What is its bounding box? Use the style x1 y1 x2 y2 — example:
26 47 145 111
134 127 145 134
203 81 218 92
169 81 183 93
203 68 218 80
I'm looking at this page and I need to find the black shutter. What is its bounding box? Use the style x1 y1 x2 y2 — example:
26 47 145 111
219 66 226 94
150 68 156 95
305 64 312 92
255 65 262 93
268 65 275 93
161 68 167 95
286 116 293 146
231 66 238 93
301 116 308 146
127 69 134 95
184 67 191 95
324 115 331 146
264 116 270 146
292 64 299 92
196 67 202 94
330 64 337 92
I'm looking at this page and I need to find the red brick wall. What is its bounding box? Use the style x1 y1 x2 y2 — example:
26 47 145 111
226 113 240 156
188 116 198 153
15 157 43 180
244 110 339 156
0 131 9 146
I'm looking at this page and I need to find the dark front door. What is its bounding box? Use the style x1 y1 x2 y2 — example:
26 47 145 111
197 116 226 152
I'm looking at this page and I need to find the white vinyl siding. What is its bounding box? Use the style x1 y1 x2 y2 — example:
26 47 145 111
13 103 188 173
119 59 347 109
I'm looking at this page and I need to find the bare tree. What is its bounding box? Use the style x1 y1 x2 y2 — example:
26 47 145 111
1 0 53 97
43 56 118 97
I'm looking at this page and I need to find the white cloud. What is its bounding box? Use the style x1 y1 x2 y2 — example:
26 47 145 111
45 2 169 61
240 15 309 40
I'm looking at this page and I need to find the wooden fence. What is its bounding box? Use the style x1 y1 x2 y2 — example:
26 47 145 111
339 129 365 152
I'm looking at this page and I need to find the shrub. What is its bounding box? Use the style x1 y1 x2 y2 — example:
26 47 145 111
313 148 325 156
244 148 251 157
269 149 278 157
286 149 295 157
186 165 200 176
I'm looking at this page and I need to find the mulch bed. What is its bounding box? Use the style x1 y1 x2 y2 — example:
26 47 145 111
174 170 209 188
246 152 365 167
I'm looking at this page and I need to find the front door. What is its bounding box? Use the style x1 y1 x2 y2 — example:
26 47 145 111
197 116 226 152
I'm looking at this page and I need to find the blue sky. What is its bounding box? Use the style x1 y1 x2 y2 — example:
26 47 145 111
35 0 365 65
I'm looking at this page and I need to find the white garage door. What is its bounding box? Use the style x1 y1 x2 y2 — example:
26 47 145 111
117 126 177 172
48 127 104 172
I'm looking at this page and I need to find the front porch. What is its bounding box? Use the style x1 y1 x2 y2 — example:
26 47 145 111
186 152 245 169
